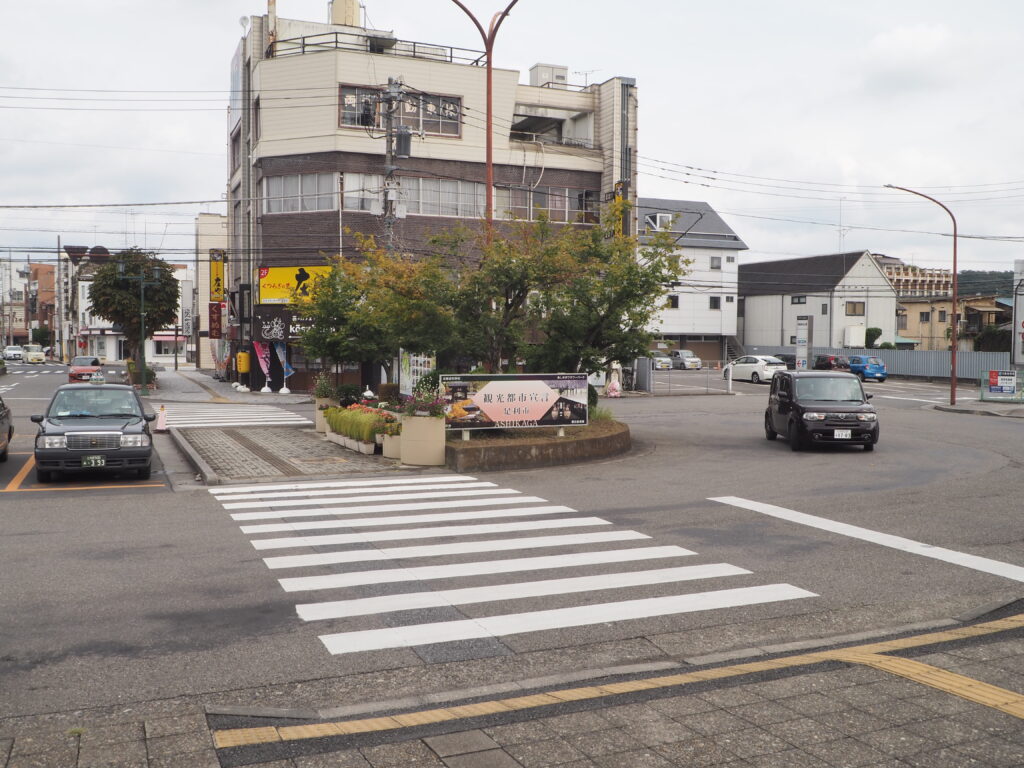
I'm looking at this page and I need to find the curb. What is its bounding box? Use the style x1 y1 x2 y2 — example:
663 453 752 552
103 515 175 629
168 426 220 485
933 404 1024 418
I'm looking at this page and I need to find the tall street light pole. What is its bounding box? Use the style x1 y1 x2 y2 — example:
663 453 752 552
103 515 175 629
450 0 519 234
884 184 959 405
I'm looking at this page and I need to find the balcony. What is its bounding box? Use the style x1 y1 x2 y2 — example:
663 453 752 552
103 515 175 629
268 30 485 66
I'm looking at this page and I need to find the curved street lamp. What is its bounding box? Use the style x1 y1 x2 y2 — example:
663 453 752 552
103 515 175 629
884 184 959 405
449 0 520 230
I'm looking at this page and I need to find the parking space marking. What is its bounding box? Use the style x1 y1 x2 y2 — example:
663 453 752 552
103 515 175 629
1 455 166 493
710 496 1024 582
3 455 35 492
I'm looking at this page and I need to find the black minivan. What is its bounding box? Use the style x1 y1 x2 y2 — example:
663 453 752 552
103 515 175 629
765 370 879 451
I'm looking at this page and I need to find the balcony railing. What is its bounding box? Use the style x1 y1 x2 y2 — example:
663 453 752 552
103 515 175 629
268 30 486 66
510 131 597 150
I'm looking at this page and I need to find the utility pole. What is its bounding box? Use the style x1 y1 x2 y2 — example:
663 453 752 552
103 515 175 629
380 78 410 251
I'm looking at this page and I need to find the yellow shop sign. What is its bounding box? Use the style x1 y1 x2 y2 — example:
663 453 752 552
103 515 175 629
257 265 331 304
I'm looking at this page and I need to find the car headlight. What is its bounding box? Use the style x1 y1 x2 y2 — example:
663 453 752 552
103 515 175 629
37 435 67 449
120 434 151 448
802 412 827 421
857 413 877 421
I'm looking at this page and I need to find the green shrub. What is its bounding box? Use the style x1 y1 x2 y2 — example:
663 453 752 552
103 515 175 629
335 384 362 406
878 342 895 350
413 369 440 396
312 371 335 398
590 406 613 421
587 384 598 409
378 382 400 404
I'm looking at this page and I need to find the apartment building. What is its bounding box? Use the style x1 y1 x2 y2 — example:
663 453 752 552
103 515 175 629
226 0 638 389
873 254 952 297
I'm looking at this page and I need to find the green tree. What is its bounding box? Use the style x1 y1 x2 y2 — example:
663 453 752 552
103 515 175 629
31 327 52 347
865 327 883 348
974 325 1011 352
88 248 179 365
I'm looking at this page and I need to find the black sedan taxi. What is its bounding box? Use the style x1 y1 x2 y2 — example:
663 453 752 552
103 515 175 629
0 391 11 462
32 381 155 482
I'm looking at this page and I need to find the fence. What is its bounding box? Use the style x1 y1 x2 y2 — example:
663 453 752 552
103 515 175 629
745 347 1011 384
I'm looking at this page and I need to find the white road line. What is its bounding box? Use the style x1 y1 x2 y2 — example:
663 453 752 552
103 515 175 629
250 517 611 550
297 563 752 620
262 531 651 570
171 419 312 427
212 481 497 502
222 487 520 510
710 496 1024 583
231 495 548 522
278 545 698 592
877 395 943 404
210 475 477 496
240 505 576 534
318 584 817 655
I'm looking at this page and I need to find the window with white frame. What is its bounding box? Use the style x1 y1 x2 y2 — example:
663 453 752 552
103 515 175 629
709 296 721 310
339 86 462 136
263 173 338 214
401 177 485 217
791 295 807 305
496 186 599 223
710 256 722 270
644 213 674 231
342 173 383 212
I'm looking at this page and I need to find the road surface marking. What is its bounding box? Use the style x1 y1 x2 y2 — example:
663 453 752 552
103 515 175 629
262 531 651 569
212 480 497 502
877 395 942 403
209 475 478 495
317 584 816 654
240 505 576 534
710 496 1024 582
3 455 35 492
296 564 751 620
231 495 548 521
250 517 613 550
221 486 519 510
279 545 699 592
211 612 1024 750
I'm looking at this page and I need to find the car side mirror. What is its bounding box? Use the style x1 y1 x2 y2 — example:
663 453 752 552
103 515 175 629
30 414 43 423
866 393 873 400
778 391 789 401
143 413 156 422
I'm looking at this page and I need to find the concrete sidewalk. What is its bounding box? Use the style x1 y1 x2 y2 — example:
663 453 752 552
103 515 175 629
141 367 312 406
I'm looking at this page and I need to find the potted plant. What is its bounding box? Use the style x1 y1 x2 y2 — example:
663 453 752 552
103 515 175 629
399 392 447 466
380 420 402 459
313 371 336 433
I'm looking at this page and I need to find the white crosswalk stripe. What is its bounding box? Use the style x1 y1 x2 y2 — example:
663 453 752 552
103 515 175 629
161 402 311 428
209 474 816 657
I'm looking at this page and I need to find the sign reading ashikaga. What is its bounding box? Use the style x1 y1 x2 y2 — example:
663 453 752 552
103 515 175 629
440 373 588 431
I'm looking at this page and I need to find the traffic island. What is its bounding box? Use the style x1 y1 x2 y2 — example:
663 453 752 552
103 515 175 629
444 420 630 472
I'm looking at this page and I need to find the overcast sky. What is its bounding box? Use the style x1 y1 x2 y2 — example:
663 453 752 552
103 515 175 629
2 1 1021 277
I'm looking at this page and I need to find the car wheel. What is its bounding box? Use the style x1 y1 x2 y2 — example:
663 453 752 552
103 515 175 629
0 430 9 462
788 421 803 452
864 442 875 452
764 413 777 441
751 372 760 384
35 467 51 483
137 465 152 480
878 378 886 383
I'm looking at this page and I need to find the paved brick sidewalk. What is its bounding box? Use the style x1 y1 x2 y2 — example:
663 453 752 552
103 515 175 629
4 621 1022 767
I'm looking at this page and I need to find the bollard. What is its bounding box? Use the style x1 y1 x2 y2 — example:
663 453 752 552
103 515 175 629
155 404 168 432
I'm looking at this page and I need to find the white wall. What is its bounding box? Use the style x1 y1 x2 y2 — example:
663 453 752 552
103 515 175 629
650 247 739 336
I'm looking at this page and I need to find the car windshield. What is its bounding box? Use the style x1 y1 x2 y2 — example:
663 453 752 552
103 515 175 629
48 389 142 418
25 345 42 353
71 357 99 366
795 377 865 402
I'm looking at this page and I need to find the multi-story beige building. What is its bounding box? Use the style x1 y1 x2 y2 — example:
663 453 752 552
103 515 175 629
225 0 638 389
874 254 952 297
896 295 1010 351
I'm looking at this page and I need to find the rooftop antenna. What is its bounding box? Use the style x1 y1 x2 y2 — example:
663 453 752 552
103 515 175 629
573 69 598 86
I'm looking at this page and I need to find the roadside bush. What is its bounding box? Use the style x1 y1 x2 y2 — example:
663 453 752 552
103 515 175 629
587 384 598 409
378 382 400 404
335 384 362 406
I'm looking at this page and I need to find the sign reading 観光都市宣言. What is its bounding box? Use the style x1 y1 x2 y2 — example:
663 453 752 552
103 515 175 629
440 373 588 431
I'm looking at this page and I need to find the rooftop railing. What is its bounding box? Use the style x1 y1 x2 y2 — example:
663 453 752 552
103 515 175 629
268 30 486 66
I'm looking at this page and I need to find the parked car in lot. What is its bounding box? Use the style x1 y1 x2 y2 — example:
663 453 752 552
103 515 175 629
31 382 156 482
3 345 23 361
847 355 887 382
23 344 45 364
765 370 878 451
812 354 850 371
649 353 672 370
723 354 787 384
68 356 103 384
774 353 796 370
670 349 702 370
0 392 11 462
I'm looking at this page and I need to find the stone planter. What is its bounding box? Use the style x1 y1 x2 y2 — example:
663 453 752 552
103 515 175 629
356 441 375 455
324 430 345 447
314 398 336 433
399 415 445 466
342 435 358 451
382 434 401 459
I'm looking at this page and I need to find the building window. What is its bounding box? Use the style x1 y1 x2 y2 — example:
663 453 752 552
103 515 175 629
667 295 679 309
938 310 947 322
710 256 722 270
153 339 184 356
230 129 241 174
726 255 735 263
920 311 931 322
263 173 338 213
790 335 797 344
846 301 865 316
339 86 462 136
897 315 908 330
709 296 721 310
791 295 806 305
253 98 261 142
495 186 598 223
725 295 734 303
644 213 674 231
401 176 485 218
822 303 828 315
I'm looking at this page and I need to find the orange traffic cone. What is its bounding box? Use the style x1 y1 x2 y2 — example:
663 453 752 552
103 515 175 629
155 404 168 432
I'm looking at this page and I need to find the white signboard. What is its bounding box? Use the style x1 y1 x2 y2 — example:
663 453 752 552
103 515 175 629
795 316 810 370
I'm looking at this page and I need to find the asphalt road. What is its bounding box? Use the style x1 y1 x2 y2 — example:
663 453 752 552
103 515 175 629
1 371 1021 723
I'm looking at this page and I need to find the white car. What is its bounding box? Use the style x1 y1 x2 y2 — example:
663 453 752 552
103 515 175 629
3 346 23 361
670 349 702 370
724 354 787 384
23 344 45 364
650 353 672 370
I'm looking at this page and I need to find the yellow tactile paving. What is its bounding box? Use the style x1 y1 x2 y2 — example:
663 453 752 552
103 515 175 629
210 612 1024 748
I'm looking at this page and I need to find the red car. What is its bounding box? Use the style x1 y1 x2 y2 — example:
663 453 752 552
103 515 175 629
68 356 102 383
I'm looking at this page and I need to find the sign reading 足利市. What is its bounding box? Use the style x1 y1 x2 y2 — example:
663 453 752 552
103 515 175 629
258 265 332 304
440 373 589 430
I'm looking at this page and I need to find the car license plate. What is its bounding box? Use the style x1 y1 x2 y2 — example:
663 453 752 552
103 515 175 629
81 455 106 468
834 429 852 440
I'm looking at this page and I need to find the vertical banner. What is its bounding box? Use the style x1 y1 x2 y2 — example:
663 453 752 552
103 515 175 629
252 341 272 377
795 316 810 370
273 341 294 380
399 349 436 396
209 249 225 302
208 302 223 339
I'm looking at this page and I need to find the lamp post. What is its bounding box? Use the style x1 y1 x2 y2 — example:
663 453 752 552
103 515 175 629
449 0 519 232
884 184 959 405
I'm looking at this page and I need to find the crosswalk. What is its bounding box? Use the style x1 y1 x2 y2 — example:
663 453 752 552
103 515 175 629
161 402 312 428
209 475 816 658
